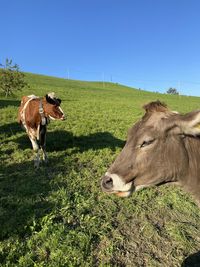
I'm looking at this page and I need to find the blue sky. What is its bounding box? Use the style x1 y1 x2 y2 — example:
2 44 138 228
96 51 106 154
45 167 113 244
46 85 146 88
1 0 200 96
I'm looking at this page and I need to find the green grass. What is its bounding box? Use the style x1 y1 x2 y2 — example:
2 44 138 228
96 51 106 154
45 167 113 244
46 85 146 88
1 73 200 266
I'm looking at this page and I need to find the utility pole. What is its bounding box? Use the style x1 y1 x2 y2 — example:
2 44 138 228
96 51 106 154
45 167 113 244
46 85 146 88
102 72 105 88
178 80 181 93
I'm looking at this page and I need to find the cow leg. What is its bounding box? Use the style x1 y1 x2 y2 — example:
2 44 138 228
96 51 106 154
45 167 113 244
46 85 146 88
29 135 40 168
41 143 48 163
39 125 48 163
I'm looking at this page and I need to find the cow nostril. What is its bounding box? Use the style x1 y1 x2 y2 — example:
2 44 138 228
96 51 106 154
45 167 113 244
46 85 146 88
102 176 113 190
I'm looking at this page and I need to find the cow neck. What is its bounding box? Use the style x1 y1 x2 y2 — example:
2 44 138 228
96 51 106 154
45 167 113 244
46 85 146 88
39 98 48 126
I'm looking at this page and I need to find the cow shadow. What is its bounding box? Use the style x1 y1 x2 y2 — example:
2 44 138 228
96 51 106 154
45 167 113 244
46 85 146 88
0 160 54 240
0 99 20 109
0 150 78 241
15 130 125 153
182 251 200 267
0 122 22 138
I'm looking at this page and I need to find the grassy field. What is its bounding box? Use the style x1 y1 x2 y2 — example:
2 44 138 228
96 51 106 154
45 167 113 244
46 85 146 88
1 73 200 267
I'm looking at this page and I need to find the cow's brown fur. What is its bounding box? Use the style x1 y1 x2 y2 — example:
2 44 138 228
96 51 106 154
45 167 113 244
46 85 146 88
101 101 200 206
18 93 65 167
18 97 42 131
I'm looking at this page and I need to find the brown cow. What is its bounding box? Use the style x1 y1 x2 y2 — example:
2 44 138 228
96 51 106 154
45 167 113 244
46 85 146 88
18 92 65 167
101 101 200 206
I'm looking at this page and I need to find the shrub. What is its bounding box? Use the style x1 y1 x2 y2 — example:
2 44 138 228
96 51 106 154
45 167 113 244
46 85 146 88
0 58 28 97
166 87 179 95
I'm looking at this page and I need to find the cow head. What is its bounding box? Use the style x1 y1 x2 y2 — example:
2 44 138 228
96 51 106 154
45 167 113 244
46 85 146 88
101 101 200 197
44 92 65 120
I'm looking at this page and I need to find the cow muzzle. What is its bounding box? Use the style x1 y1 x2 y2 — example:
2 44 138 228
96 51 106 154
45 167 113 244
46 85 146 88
101 175 113 191
101 172 133 197
61 115 65 120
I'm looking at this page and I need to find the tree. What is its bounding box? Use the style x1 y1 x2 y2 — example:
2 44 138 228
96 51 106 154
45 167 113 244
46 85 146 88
166 87 179 95
0 58 28 97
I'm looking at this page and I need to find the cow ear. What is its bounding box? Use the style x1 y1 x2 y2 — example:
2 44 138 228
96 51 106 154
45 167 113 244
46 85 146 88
57 98 61 105
177 110 200 136
46 94 56 105
46 94 50 103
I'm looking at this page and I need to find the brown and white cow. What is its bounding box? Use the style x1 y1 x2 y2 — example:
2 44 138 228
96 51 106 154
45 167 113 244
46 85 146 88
18 92 65 167
101 101 200 205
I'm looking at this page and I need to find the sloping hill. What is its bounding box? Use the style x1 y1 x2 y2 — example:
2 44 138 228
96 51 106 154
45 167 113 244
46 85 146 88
1 73 200 266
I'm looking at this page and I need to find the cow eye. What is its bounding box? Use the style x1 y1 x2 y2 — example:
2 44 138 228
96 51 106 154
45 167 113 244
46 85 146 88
140 139 154 148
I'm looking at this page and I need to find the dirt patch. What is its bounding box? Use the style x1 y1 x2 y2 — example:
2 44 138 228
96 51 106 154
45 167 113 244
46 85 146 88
108 206 200 267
